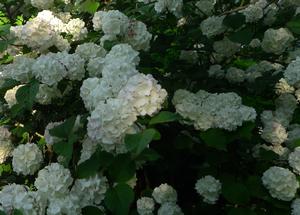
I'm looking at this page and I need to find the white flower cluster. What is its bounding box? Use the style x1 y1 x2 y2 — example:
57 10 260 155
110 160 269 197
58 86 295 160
154 0 183 17
31 0 54 9
284 57 300 87
289 147 300 174
213 37 240 59
261 28 294 54
93 10 152 51
70 174 108 208
172 89 256 131
4 85 22 108
136 197 155 215
195 0 216 16
260 94 297 145
81 44 167 146
12 143 43 175
34 163 73 198
292 198 300 215
11 10 87 52
152 184 183 215
262 166 299 201
252 144 290 160
0 183 45 215
0 126 13 164
195 175 222 204
241 0 267 23
208 61 284 84
200 16 226 38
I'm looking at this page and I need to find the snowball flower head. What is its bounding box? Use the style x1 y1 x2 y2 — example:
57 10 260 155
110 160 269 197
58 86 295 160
292 198 300 215
12 143 43 175
157 202 183 215
31 0 54 9
34 163 73 198
0 126 13 164
261 28 294 54
262 166 299 201
289 147 300 174
75 42 107 61
284 57 300 86
195 175 222 204
71 174 108 207
47 194 81 215
200 16 226 38
4 85 22 108
118 73 168 116
152 183 177 204
154 0 183 17
137 197 155 215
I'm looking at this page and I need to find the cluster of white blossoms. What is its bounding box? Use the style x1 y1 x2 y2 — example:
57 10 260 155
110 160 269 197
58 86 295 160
284 57 300 87
152 183 183 215
292 198 300 215
289 147 300 174
241 0 267 23
0 126 13 164
81 43 167 147
260 94 297 145
154 0 183 17
10 10 87 52
261 28 294 54
30 0 54 9
262 166 299 201
195 0 216 16
195 175 222 204
200 15 226 38
0 183 45 215
93 10 152 51
212 37 240 60
172 89 256 131
136 197 155 215
12 143 43 175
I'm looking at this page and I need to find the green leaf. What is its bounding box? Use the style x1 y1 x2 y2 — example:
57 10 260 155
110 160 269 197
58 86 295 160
15 79 39 110
149 111 180 125
79 0 100 14
125 129 159 155
13 209 23 215
287 16 300 34
228 26 254 45
232 59 257 70
234 122 255 141
109 154 136 183
77 149 114 179
223 13 245 29
0 24 10 36
136 148 161 162
104 183 134 215
200 129 230 151
228 208 256 215
0 210 6 215
0 40 8 52
82 206 104 215
49 116 77 139
222 182 250 204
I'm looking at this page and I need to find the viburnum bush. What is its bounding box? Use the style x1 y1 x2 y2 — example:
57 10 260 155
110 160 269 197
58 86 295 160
1 0 300 214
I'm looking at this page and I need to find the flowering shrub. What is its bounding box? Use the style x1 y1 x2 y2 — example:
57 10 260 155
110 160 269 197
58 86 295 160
1 0 300 214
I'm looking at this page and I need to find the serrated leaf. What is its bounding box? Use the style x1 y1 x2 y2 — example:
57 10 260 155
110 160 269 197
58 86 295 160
109 154 136 182
49 116 76 139
149 111 180 125
223 13 245 29
0 24 10 36
287 16 300 34
104 183 134 215
222 182 250 204
228 208 256 215
200 129 230 151
15 79 39 110
228 26 254 45
136 148 161 162
77 149 113 179
125 129 159 155
79 0 100 14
